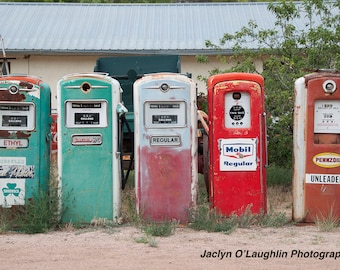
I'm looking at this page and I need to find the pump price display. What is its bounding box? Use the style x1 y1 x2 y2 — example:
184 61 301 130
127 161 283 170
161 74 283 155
75 113 99 125
225 92 251 128
1 105 29 127
65 100 107 128
314 100 340 133
152 115 178 124
2 116 27 127
0 103 35 131
144 101 186 128
229 105 245 121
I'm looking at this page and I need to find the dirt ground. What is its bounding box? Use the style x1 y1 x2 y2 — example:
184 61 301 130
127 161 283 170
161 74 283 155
0 221 339 270
1 183 339 270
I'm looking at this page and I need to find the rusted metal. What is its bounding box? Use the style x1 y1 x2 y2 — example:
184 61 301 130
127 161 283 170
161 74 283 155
0 75 51 210
0 92 26 102
293 72 340 222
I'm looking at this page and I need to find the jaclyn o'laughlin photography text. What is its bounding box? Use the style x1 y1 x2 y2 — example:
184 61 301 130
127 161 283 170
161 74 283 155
200 249 340 260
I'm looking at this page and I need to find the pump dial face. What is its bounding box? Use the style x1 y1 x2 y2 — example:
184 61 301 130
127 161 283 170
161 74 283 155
229 105 245 121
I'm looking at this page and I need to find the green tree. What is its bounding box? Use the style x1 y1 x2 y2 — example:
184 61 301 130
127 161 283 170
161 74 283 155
197 0 340 168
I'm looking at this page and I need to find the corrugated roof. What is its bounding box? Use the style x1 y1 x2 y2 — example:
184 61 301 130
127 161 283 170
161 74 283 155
0 2 330 55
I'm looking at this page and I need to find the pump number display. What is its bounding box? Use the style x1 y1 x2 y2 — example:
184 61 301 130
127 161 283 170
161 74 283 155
152 115 178 124
75 113 99 125
2 116 27 127
144 101 186 128
224 92 250 128
65 100 107 128
229 105 245 121
0 102 35 131
314 100 340 133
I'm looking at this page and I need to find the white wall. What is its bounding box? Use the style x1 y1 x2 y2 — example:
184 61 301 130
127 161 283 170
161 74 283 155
11 55 99 109
181 55 234 95
181 55 263 95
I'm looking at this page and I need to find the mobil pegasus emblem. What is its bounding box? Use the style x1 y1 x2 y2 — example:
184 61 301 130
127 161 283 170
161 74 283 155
219 138 257 171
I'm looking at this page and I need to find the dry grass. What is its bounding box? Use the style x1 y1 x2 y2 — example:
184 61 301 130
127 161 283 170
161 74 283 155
267 185 292 219
315 206 340 232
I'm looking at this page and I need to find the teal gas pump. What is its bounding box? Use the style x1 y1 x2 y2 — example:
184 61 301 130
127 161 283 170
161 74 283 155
58 73 126 223
0 75 51 208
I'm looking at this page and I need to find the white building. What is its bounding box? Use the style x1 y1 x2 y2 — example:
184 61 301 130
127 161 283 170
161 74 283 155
0 2 315 109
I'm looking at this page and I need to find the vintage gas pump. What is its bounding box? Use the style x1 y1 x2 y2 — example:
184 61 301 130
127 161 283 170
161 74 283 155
58 73 126 223
208 73 267 216
293 72 340 222
134 73 198 223
0 75 51 208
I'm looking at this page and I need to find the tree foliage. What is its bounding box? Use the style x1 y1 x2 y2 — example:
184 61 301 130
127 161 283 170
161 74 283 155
197 0 340 168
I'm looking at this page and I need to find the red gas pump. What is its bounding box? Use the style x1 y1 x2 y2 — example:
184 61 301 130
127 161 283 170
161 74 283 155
208 73 267 216
293 72 340 222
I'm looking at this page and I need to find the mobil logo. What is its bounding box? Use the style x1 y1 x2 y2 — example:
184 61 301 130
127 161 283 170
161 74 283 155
223 143 254 158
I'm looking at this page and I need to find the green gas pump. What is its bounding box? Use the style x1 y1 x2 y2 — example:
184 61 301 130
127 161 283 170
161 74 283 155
0 75 51 208
58 73 126 223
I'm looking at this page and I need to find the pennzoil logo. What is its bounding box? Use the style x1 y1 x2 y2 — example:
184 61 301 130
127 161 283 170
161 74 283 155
313 152 340 168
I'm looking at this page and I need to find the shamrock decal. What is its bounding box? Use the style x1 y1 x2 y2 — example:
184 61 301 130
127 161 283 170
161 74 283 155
2 183 21 197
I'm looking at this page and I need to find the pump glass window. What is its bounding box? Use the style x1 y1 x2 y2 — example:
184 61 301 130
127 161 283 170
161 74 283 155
0 102 35 131
224 92 250 128
314 100 340 144
144 101 186 128
65 100 108 128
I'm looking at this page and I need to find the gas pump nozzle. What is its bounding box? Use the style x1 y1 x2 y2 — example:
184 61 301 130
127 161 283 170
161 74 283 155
116 103 128 116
